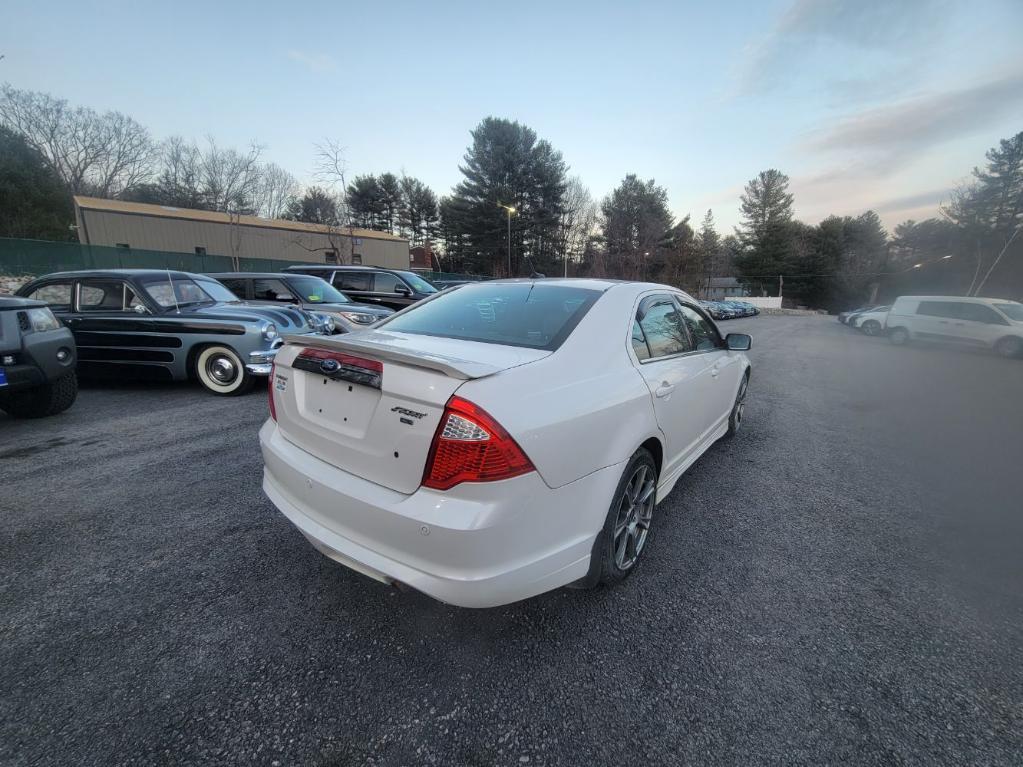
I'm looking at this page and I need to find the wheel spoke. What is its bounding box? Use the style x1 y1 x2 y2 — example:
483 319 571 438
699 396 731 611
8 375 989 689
637 480 655 505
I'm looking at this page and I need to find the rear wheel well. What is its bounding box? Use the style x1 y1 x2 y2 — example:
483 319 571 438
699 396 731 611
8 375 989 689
639 437 663 480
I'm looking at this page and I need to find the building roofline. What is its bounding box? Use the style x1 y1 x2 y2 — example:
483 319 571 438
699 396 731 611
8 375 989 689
73 196 409 244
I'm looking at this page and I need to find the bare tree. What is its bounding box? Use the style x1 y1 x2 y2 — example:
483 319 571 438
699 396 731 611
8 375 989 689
313 139 357 262
0 84 156 197
256 162 299 219
198 136 264 213
560 177 597 277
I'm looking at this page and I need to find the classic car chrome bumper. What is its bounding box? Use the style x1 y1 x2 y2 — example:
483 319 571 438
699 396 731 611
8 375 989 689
246 347 279 375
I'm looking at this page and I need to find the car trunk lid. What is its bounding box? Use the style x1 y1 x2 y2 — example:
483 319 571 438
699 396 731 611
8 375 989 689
271 331 549 494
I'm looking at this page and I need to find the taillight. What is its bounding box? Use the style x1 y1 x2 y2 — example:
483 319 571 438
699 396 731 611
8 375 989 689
423 396 534 490
268 361 277 422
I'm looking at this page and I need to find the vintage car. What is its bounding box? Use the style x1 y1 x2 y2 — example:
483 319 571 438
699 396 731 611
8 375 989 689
207 272 393 333
17 269 326 395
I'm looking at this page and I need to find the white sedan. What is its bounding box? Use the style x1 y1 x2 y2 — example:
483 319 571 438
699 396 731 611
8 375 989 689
260 279 752 608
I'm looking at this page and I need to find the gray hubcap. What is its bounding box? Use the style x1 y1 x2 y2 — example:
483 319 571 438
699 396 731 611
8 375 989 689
612 465 656 570
207 355 238 385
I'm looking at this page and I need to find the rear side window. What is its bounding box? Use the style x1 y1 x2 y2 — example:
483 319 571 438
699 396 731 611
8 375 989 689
637 294 693 358
78 280 137 312
218 278 249 298
336 272 372 291
917 301 961 319
379 283 602 350
252 278 294 302
26 282 72 311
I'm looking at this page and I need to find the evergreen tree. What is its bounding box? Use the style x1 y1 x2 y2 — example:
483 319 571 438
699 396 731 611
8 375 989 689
0 126 73 239
734 169 796 295
346 175 383 229
599 174 674 278
446 117 568 276
286 186 341 225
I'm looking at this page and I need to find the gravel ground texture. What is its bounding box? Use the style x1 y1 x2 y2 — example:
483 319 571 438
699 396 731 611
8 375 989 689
2 314 1021 766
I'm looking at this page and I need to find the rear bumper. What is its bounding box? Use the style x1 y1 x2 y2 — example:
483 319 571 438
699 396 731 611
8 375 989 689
259 420 623 608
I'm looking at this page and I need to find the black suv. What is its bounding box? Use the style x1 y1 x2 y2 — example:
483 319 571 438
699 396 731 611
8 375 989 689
207 272 393 333
282 265 437 311
0 296 78 418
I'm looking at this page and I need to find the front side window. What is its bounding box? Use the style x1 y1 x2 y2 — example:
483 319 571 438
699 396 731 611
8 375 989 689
252 278 295 302
675 301 721 351
140 277 237 309
372 272 404 293
637 294 692 359
26 282 72 311
959 303 1007 324
994 303 1023 321
399 272 438 294
78 280 140 312
379 282 601 351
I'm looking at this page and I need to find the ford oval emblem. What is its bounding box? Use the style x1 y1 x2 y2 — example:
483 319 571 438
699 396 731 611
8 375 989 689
320 358 340 374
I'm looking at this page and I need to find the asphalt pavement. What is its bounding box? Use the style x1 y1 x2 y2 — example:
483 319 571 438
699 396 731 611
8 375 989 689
2 315 1021 766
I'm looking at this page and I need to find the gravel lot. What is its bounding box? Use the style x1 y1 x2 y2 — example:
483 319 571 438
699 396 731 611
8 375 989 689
2 314 1021 766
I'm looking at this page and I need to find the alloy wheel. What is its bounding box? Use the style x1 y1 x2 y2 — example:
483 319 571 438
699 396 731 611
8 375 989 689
612 465 656 570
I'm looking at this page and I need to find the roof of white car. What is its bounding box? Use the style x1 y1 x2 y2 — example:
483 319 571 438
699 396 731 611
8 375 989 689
483 278 694 296
896 295 1021 305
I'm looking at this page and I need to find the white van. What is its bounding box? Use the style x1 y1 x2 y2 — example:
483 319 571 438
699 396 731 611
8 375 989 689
886 296 1023 358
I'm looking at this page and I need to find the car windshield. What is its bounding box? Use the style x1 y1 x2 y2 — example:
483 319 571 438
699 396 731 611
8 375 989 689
398 272 437 294
378 282 601 350
287 276 350 304
140 277 236 309
994 303 1023 321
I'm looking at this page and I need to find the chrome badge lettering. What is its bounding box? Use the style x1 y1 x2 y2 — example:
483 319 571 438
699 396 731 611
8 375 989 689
391 406 426 420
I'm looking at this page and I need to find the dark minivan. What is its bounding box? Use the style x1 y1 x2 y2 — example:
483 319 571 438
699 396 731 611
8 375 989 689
282 265 437 311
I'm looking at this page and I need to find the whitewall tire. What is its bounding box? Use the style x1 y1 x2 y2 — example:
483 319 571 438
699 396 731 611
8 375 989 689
194 345 253 396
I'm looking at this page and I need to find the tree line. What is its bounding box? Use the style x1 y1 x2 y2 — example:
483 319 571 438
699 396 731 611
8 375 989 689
1 82 1020 309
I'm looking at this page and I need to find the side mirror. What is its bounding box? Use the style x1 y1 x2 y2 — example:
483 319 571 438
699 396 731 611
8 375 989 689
394 284 412 296
725 333 752 351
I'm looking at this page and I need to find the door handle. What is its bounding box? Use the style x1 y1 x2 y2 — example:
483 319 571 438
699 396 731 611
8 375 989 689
655 382 675 398
710 367 720 378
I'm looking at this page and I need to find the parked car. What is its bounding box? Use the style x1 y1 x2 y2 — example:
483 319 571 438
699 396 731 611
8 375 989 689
0 296 78 418
849 306 890 335
838 305 880 324
282 265 438 311
700 300 730 320
17 269 325 395
885 295 1023 357
208 272 393 333
260 279 752 607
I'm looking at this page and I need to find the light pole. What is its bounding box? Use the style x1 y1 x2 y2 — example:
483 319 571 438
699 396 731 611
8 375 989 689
642 251 650 281
498 203 516 277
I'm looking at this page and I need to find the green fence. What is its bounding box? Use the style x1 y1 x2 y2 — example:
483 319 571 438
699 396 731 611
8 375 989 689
0 237 297 277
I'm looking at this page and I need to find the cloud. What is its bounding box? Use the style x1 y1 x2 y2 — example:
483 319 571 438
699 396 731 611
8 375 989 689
735 0 948 97
804 69 1023 170
872 189 949 215
287 50 337 74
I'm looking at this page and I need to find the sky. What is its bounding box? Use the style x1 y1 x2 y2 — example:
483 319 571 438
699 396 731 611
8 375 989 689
3 0 1022 233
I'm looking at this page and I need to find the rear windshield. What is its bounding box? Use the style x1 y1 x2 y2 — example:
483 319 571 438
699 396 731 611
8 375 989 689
378 282 602 350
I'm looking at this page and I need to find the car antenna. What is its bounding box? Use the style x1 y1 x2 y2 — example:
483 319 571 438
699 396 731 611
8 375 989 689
166 269 180 313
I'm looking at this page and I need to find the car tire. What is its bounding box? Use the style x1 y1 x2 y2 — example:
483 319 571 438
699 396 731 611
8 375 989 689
0 372 78 419
194 345 254 396
861 320 881 336
889 327 910 346
725 371 750 438
994 336 1023 359
593 448 658 586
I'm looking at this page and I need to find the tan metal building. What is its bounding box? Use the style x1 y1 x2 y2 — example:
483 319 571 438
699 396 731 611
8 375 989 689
73 196 410 269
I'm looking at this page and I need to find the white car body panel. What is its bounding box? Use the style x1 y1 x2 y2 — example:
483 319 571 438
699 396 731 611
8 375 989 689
261 279 751 607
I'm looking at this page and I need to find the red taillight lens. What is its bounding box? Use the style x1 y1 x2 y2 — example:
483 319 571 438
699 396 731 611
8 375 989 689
268 361 277 422
423 396 534 490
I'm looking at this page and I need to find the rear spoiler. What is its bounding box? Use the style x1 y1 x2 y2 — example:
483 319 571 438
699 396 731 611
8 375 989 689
280 333 502 380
